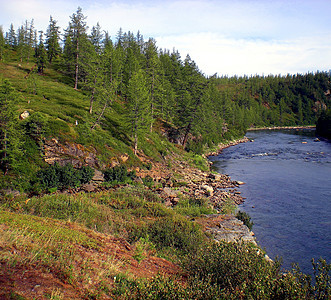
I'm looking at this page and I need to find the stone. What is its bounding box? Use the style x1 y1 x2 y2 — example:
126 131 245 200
163 187 177 198
236 181 245 185
120 154 129 162
80 183 96 192
201 185 213 196
92 169 104 182
19 110 30 120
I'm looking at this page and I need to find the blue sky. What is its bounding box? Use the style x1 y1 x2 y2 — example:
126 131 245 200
1 0 330 76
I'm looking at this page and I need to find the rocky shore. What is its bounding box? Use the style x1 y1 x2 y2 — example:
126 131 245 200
27 137 257 246
206 137 250 157
247 125 315 131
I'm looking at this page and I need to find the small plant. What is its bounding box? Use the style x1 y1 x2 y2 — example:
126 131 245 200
133 235 156 264
236 210 254 230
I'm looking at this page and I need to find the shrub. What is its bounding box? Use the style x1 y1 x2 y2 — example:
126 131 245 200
24 111 48 143
142 175 154 188
103 165 135 184
35 163 94 190
78 165 95 184
147 214 205 254
236 210 254 230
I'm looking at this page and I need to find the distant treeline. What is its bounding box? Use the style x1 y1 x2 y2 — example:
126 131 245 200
0 7 330 153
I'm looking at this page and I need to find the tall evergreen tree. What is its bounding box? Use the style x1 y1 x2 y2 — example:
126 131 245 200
144 38 162 132
66 7 89 89
45 16 61 63
16 25 26 62
127 69 151 155
6 24 16 48
0 80 23 174
0 26 5 61
35 31 47 74
90 22 103 54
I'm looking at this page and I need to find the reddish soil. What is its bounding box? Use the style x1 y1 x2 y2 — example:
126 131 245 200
0 225 180 299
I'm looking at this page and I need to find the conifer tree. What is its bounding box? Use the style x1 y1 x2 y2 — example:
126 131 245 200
65 7 89 89
35 31 47 74
0 80 23 174
0 26 5 61
45 16 61 63
16 25 26 62
6 24 16 48
144 38 162 132
127 69 151 155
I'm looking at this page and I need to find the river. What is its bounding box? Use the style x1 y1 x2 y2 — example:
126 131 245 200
209 129 331 275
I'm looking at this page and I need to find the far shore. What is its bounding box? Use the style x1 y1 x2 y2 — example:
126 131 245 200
247 125 316 131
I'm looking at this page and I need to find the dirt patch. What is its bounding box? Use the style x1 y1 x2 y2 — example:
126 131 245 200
0 223 180 299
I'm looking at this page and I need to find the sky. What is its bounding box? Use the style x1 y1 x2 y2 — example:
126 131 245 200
1 0 330 77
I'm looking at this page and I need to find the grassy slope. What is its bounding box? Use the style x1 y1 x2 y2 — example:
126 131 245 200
0 53 211 298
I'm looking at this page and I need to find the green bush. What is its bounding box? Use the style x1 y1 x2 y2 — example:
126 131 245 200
236 210 254 230
142 175 154 188
23 111 48 143
78 165 95 184
35 163 94 190
103 165 135 184
174 197 215 217
147 214 205 253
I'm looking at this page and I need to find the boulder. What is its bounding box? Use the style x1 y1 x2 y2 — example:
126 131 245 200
19 110 30 120
163 187 178 198
92 170 104 182
201 185 213 196
80 183 96 192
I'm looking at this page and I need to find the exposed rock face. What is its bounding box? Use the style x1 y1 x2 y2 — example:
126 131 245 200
43 139 100 169
206 214 256 244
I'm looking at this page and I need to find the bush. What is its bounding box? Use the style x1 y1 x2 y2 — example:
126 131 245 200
24 112 48 143
236 210 254 230
103 165 135 184
79 165 95 184
147 214 205 254
35 163 94 190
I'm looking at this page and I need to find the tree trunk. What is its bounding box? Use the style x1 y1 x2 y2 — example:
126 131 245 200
91 101 108 130
89 76 97 114
74 39 79 90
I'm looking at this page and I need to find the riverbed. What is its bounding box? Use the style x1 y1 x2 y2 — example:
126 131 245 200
209 129 331 275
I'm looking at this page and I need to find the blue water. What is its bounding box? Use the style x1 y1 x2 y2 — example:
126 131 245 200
209 130 331 274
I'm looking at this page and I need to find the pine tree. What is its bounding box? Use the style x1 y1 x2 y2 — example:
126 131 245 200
35 31 47 74
64 7 89 89
0 26 5 61
16 25 26 62
127 69 151 155
45 16 61 63
90 22 103 54
6 24 16 48
0 80 23 174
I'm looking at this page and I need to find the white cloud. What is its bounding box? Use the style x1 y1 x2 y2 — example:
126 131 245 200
156 33 331 76
0 0 330 76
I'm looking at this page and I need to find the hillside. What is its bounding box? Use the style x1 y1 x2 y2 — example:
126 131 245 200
0 19 330 299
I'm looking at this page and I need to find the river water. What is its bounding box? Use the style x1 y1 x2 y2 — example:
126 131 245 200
209 129 331 275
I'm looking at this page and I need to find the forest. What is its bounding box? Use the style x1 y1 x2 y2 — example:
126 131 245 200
1 8 330 159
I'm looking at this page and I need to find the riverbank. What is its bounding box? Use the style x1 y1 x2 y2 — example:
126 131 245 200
247 125 316 131
206 137 250 157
